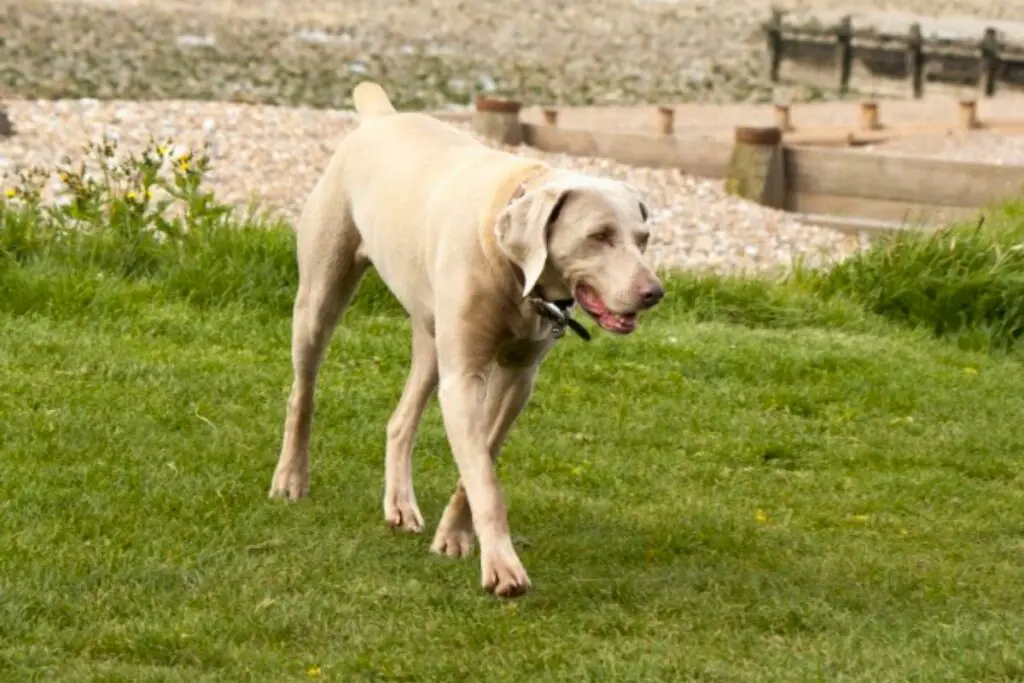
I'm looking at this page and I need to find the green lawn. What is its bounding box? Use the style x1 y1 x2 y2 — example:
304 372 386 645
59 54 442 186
2 148 1024 681
3 257 1024 682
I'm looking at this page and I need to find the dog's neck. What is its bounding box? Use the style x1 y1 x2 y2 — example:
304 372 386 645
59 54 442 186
479 165 590 342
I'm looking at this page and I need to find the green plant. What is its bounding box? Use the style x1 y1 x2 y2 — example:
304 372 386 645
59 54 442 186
807 207 1024 354
3 145 1024 680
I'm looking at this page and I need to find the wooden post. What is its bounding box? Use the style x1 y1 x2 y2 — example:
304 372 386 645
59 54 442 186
473 96 523 146
0 105 13 138
906 23 924 99
656 106 674 136
859 101 880 130
958 99 980 130
725 126 785 209
764 8 784 82
835 15 854 95
773 103 792 132
979 27 1000 97
541 107 558 126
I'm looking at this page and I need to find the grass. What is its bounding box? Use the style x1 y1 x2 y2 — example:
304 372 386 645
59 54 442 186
3 141 1024 682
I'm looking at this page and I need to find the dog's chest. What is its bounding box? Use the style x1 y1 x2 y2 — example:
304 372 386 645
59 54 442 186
495 335 553 368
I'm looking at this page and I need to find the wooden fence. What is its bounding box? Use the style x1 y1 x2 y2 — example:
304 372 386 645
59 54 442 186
763 9 1024 99
471 97 1024 234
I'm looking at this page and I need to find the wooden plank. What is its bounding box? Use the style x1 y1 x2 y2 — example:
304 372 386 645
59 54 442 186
785 190 983 224
792 212 931 235
784 147 1024 207
521 123 732 178
784 123 1024 147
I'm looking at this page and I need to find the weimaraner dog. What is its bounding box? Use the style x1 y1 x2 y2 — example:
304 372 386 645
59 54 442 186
269 81 665 597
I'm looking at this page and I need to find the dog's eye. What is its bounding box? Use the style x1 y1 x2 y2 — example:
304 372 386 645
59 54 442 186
590 227 615 245
636 232 650 252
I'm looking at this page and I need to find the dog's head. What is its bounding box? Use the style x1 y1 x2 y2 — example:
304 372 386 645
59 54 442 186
494 173 664 335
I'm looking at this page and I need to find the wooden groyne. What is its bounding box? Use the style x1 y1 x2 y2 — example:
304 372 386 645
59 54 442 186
763 9 1024 98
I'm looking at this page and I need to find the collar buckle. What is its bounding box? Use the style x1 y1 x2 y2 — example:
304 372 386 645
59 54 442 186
530 297 591 342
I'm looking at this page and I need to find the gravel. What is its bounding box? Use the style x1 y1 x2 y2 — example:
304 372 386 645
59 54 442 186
0 98 863 275
3 0 1024 111
4 0 1022 276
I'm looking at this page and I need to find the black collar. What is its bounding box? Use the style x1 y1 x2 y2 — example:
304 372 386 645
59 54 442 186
528 292 591 342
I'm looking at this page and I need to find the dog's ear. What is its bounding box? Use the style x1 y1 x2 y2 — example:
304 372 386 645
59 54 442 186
494 186 572 298
619 181 650 222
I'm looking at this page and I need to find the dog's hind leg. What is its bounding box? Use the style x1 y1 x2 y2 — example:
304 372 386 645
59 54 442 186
383 324 438 532
270 200 367 501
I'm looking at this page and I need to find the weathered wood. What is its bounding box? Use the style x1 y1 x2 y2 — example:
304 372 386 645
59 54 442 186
771 10 1024 97
0 105 13 138
764 8 784 82
520 124 732 178
774 104 793 132
980 27 1001 97
785 191 983 225
656 106 675 136
473 97 523 146
906 23 925 98
859 101 881 130
783 121 1024 147
794 211 937 235
835 16 854 93
784 146 1024 207
958 99 979 129
726 126 786 209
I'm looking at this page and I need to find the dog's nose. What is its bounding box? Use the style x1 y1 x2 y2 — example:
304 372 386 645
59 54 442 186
639 282 665 309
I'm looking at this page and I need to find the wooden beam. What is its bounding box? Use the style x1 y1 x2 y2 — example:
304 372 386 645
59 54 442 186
520 124 732 178
784 147 1024 207
781 121 1024 147
785 190 985 224
793 212 934 235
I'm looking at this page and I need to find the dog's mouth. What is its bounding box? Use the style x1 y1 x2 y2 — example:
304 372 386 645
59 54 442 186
574 284 637 335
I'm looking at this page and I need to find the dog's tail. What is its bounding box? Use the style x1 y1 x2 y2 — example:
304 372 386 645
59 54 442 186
352 81 396 119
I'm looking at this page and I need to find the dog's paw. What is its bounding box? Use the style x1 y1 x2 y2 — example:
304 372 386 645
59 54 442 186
481 544 531 598
430 525 475 558
268 463 308 501
383 490 424 532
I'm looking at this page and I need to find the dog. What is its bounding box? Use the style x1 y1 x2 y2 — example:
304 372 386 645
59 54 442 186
269 81 665 597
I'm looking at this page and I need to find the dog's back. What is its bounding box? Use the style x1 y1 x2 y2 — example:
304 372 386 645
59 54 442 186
328 82 534 318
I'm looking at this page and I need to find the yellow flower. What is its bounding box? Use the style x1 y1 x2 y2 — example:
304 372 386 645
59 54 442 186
306 666 322 678
156 144 170 157
58 171 70 182
145 189 153 200
755 509 769 524
127 191 138 200
4 188 15 199
963 367 978 376
177 158 191 172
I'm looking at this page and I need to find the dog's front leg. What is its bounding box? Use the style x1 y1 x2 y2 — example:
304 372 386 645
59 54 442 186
436 368 530 598
432 365 537 559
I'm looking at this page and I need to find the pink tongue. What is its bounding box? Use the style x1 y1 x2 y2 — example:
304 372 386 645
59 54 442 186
600 312 636 331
